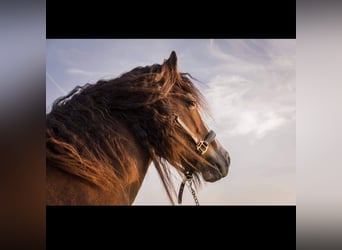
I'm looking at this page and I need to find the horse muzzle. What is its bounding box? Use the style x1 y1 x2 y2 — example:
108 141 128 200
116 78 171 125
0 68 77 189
201 147 230 182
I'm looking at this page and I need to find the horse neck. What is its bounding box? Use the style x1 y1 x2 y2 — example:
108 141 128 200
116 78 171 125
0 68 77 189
114 122 152 205
46 118 152 206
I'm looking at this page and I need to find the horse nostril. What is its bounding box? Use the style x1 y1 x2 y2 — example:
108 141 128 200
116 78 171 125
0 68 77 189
224 151 230 166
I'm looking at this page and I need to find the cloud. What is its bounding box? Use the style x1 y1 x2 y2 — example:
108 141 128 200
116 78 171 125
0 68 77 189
201 40 296 140
229 110 288 139
209 39 237 62
205 78 295 139
67 68 93 76
67 68 110 77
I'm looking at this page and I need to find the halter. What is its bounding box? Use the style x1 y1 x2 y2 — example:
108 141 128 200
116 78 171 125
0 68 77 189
174 115 216 205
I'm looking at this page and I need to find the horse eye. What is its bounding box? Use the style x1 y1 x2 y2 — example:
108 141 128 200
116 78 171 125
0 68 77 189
188 101 196 109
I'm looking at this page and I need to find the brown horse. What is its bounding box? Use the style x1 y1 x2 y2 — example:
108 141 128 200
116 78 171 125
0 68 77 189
46 51 230 205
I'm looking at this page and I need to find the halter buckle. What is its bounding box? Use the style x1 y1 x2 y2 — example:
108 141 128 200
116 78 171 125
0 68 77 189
196 140 209 155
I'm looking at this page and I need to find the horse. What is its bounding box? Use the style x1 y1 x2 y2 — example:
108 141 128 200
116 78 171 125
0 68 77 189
46 51 230 205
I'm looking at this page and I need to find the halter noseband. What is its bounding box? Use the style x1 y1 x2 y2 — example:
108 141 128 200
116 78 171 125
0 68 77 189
174 115 216 205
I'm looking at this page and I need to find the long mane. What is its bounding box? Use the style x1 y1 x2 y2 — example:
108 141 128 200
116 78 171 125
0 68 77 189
46 55 209 204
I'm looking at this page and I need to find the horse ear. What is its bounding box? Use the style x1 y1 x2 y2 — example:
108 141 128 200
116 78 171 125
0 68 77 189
155 51 180 83
164 51 178 69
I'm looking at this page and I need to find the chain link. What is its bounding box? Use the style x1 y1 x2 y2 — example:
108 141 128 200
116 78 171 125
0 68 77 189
186 178 199 206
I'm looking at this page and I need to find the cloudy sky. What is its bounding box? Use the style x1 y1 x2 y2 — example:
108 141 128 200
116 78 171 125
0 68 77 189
46 39 296 205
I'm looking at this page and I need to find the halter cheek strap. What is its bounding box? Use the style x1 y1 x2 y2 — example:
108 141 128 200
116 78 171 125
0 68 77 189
175 115 199 144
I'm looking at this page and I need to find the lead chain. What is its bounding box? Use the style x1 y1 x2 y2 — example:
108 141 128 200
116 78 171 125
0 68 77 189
186 178 199 206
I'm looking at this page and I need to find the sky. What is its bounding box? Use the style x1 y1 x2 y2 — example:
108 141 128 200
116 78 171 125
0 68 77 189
46 39 296 205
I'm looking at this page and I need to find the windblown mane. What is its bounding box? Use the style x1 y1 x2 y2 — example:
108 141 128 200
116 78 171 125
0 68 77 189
46 58 210 204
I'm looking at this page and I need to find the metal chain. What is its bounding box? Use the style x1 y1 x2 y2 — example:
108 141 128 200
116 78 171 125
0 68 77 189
186 178 199 206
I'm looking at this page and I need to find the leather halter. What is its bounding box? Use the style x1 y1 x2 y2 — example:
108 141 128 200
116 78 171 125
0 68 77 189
174 115 216 205
175 115 216 156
